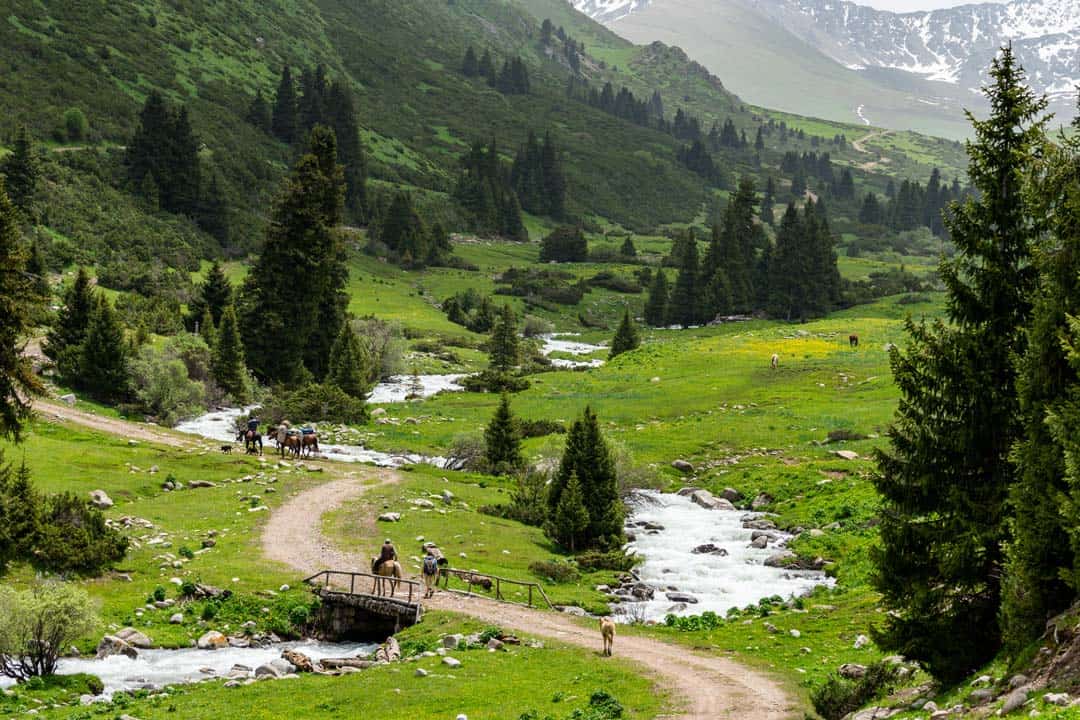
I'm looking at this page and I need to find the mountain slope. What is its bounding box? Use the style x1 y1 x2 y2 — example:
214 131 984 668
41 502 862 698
573 0 1079 137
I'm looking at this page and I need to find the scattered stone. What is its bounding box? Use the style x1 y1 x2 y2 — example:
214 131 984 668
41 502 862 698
442 657 461 668
169 613 183 625
692 543 728 556
441 490 454 505
834 450 859 461
721 487 742 502
197 631 228 650
751 493 773 509
415 668 429 677
672 459 694 473
1043 693 1069 707
378 512 401 522
1000 688 1029 715
839 663 867 679
1009 675 1029 690
970 689 995 704
972 675 993 687
750 535 769 549
188 480 216 488
789 628 801 638
690 489 735 511
411 498 435 509
764 551 796 568
255 663 282 679
371 408 387 418
443 634 464 650
59 393 77 406
486 638 504 651
853 634 870 649
116 628 153 649
764 623 779 634
89 490 113 509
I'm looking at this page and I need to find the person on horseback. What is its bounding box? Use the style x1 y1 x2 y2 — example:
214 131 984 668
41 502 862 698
247 416 259 433
374 538 397 574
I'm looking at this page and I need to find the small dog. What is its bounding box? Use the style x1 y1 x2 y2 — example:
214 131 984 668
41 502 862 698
220 445 233 454
600 617 615 656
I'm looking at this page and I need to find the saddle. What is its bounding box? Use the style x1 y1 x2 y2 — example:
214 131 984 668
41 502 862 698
301 427 315 435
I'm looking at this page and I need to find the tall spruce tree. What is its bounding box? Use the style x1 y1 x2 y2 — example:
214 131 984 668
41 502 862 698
0 180 42 441
462 46 479 77
547 407 622 549
488 304 520 374
643 269 669 327
79 295 130 403
872 45 1048 681
483 393 524 474
199 307 217 350
211 305 248 401
2 126 37 214
609 309 640 359
326 80 368 222
246 90 272 133
187 260 233 329
666 231 700 328
548 471 589 552
327 322 371 399
761 176 776 226
43 267 94 382
272 65 299 144
1001 128 1080 651
240 126 346 383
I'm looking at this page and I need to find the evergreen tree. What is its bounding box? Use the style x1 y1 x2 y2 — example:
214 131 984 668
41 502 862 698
872 45 1048 681
766 204 806 320
246 90 272 133
620 236 636 258
540 132 567 219
547 407 622 549
327 322 371 399
548 471 589 552
167 107 201 215
43 267 94 382
462 46 479 77
0 181 42 441
127 93 200 215
198 306 217 350
667 231 700 328
488 304 520 374
211 305 248 401
79 295 129 403
539 225 587 262
0 458 41 571
198 173 230 243
240 126 346 383
272 65 299 144
187 261 233 329
326 80 368 222
859 192 885 225
1000 127 1080 651
761 177 776 226
755 125 765 151
25 240 49 300
1 126 37 213
643 269 669 327
609 309 640 359
478 50 495 81
299 64 328 133
483 393 524 474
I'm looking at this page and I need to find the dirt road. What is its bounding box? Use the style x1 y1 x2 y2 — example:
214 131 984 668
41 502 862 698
33 399 189 448
262 473 798 720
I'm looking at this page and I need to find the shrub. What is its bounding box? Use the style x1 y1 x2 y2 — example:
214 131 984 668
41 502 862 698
540 225 588 263
33 493 128 575
259 383 368 425
178 546 194 560
178 581 197 597
575 550 637 572
663 611 723 631
522 315 554 338
518 418 566 438
63 108 88 141
528 560 580 583
153 586 167 602
810 662 901 720
587 271 642 294
0 582 98 680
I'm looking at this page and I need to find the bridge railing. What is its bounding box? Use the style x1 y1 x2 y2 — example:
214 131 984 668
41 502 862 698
303 569 423 606
439 568 554 609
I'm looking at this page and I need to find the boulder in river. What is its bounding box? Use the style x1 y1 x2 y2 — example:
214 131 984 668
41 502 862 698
720 487 742 502
115 627 153 649
197 631 228 650
750 535 769 549
282 649 314 672
676 487 697 497
690 490 735 511
665 592 698 604
764 551 796 567
96 635 138 660
691 543 729 556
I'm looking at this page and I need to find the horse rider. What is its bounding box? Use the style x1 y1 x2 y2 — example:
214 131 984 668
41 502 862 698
246 416 260 436
374 538 397 574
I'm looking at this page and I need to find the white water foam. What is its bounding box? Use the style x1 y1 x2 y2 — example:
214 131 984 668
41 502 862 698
622 491 832 622
366 374 465 404
0 640 374 696
539 334 607 369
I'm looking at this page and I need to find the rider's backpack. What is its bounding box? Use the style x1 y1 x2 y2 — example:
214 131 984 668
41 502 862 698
423 556 438 576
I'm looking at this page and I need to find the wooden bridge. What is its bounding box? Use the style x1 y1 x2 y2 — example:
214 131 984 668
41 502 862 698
304 570 424 640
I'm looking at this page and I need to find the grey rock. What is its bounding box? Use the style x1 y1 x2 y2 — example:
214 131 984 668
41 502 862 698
378 512 401 522
255 663 282 679
720 487 743 502
750 535 769 549
672 459 694 473
1009 675 1029 690
95 635 138 660
415 668 429 677
1000 688 1029 715
169 613 184 624
969 689 995 704
751 493 773 509
1043 693 1070 707
116 628 153 648
442 656 461 668
839 663 867 679
442 634 463 650
664 592 698 604
89 489 113 509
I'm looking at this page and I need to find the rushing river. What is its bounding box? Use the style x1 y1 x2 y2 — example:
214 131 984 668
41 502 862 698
0 640 374 697
539 334 606 369
620 491 833 622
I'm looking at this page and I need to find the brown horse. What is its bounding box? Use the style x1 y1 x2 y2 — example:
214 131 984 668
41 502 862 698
236 429 262 455
274 426 302 458
300 432 319 457
371 558 402 596
849 334 859 348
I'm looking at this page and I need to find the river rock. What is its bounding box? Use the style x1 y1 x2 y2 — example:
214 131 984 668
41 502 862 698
720 487 742 502
751 493 773 509
282 650 314 672
255 663 283 679
676 487 697 497
631 583 654 600
89 490 113 509
1043 693 1070 707
690 490 735 511
96 635 138 660
764 551 796 567
665 592 698 604
1000 688 1029 715
692 543 728 556
116 628 153 648
197 631 228 650
743 519 777 531
839 663 867 679
750 535 769 549
672 460 694 473
378 512 401 522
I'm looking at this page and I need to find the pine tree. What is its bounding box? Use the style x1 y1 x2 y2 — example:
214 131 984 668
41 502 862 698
197 173 230 243
540 132 567 219
548 471 589 552
167 106 201 215
0 181 43 441
187 261 233 329
1000 128 1080 652
240 126 346 383
761 177 776 226
667 231 700 328
25 240 49 300
766 204 806 320
326 80 368 222
547 407 622 549
462 46 479 77
199 306 217 350
755 125 765 151
872 45 1048 682
246 90 272 133
272 65 299 144
484 393 524 474
328 322 371 399
1 125 37 213
44 267 94 382
211 305 248 401
478 50 495 82
620 236 636 258
609 309 640 359
488 304 520 374
299 65 328 133
643 269 669 327
0 458 41 570
79 294 129 403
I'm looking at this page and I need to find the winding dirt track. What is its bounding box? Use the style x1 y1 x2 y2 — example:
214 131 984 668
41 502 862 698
37 401 798 720
262 471 798 720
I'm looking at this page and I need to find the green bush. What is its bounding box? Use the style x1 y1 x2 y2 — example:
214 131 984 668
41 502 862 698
528 560 580 583
575 550 637 572
33 493 128 575
259 382 368 425
810 662 901 720
663 611 723 631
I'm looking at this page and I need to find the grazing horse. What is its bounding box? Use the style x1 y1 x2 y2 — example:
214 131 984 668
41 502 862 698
770 353 779 370
849 334 859 348
371 558 402 597
599 617 616 657
236 429 262 455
